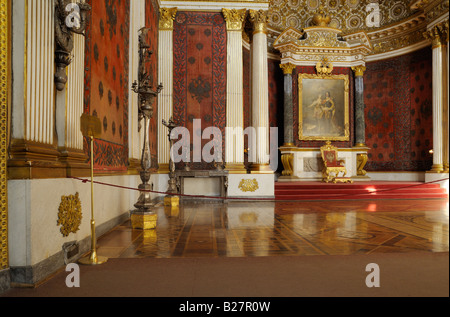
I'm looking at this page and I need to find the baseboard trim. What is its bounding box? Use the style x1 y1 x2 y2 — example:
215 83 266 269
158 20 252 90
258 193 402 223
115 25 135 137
9 212 130 287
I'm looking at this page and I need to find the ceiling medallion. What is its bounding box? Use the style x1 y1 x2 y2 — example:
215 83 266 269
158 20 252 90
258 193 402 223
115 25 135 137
57 192 83 237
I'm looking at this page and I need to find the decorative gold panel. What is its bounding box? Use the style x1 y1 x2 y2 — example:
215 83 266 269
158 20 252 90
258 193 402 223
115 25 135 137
0 0 9 270
238 179 259 192
57 193 83 237
268 0 413 32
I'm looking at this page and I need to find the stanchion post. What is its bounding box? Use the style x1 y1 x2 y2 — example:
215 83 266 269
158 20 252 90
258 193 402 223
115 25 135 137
78 114 107 265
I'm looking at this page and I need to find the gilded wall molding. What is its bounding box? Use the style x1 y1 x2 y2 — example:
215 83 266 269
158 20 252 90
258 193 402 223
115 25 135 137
0 0 9 270
159 7 177 31
222 8 247 31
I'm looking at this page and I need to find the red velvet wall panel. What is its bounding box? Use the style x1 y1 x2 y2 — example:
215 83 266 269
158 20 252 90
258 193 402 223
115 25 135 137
173 12 227 170
84 0 130 172
364 47 433 171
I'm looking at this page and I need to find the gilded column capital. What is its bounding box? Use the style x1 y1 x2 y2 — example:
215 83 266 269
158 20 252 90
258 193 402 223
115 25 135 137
222 8 247 31
280 63 296 75
424 21 448 48
249 9 268 35
159 7 177 31
351 65 366 77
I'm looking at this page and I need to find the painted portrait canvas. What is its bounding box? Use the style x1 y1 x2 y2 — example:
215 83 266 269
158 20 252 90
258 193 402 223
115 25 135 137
298 73 349 141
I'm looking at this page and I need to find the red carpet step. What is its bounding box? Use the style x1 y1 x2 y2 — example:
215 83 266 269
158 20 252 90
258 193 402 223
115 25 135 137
275 181 449 200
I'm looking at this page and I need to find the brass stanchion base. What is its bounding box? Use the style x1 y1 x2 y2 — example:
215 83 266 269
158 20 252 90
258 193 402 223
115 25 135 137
78 251 108 265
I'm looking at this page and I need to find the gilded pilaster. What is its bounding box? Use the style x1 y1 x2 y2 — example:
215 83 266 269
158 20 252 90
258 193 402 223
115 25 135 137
0 0 9 270
157 7 177 173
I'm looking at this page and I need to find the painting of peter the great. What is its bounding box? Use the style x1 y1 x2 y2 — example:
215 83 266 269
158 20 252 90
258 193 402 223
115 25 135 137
298 74 349 141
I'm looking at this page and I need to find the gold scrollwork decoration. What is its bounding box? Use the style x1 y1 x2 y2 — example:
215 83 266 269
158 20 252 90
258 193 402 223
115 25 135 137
249 9 269 35
57 193 82 237
222 8 247 31
238 179 259 192
357 153 368 176
280 63 296 75
281 153 294 176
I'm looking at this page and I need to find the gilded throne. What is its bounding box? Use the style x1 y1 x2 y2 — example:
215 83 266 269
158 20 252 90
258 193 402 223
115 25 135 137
320 141 353 183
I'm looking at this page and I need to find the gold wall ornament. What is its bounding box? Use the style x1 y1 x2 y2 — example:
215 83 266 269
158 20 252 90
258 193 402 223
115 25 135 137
57 193 83 237
351 65 366 77
159 7 178 31
280 62 296 75
249 9 269 34
316 58 333 75
238 178 259 192
222 8 247 31
0 0 9 270
356 153 368 176
281 153 294 176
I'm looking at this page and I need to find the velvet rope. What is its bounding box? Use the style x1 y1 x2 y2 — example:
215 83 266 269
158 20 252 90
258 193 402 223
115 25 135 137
68 176 449 202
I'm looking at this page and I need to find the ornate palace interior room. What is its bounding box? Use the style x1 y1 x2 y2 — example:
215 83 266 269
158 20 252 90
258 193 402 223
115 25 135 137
0 0 448 299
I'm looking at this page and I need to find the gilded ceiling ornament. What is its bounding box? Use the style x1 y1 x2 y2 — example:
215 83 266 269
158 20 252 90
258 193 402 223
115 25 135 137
159 7 178 31
249 9 269 34
238 179 259 192
222 8 247 31
311 5 331 27
57 193 83 237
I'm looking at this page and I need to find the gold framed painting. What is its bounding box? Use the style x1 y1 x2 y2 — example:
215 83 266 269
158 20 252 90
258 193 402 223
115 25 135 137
298 73 349 141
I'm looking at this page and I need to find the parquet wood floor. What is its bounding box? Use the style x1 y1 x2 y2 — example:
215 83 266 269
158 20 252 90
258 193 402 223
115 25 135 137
96 199 449 259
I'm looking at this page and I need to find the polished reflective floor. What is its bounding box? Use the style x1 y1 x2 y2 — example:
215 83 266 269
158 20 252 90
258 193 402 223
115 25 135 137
96 199 449 259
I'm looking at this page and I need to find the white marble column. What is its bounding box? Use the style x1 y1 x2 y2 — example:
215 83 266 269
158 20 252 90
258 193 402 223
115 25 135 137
249 9 271 173
222 8 246 173
425 25 447 173
157 7 177 173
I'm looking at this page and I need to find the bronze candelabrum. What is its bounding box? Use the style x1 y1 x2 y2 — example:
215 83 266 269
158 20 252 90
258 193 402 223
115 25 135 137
131 28 163 218
162 117 179 199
